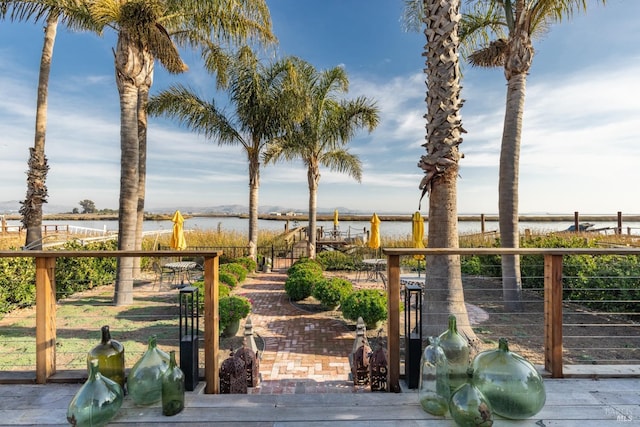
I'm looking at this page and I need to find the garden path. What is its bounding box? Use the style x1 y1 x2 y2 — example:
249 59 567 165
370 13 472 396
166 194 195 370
234 271 371 394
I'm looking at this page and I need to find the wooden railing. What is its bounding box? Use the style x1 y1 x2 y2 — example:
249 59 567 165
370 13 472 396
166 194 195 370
383 247 640 392
2 247 639 394
0 250 221 394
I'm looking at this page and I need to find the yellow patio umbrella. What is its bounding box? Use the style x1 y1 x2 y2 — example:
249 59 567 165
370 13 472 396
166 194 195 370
333 209 339 228
368 213 381 250
170 210 187 250
412 211 425 261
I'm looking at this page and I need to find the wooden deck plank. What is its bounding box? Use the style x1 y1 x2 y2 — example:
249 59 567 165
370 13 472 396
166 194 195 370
0 379 637 425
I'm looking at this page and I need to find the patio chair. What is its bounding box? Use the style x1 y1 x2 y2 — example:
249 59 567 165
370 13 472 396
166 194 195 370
152 261 175 288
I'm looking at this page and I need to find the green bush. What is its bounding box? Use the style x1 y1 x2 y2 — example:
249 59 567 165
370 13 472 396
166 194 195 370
316 251 356 271
234 256 257 273
192 281 231 313
219 270 238 289
287 257 323 276
0 256 35 315
312 277 353 309
219 295 252 330
284 266 324 301
342 289 388 328
220 262 248 283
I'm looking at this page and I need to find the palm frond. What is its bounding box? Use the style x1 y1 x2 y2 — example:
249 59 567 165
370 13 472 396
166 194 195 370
321 149 363 182
147 84 243 147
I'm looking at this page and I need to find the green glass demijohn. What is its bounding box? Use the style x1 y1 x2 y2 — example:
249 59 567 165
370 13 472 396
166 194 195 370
448 369 493 427
87 325 125 390
162 351 185 416
438 315 470 392
127 335 169 406
471 337 546 419
66 359 124 427
418 336 450 416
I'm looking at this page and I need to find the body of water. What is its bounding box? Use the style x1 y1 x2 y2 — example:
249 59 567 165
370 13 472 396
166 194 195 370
6 217 640 237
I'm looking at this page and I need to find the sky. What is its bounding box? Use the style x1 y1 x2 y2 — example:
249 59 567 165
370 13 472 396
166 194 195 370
1 0 638 216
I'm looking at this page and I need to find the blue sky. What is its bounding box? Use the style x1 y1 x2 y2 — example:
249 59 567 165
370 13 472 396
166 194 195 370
1 0 638 215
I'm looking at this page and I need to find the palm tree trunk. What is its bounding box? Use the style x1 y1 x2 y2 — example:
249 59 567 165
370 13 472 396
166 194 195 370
421 0 479 349
248 150 260 260
114 32 145 306
133 58 153 275
498 71 526 312
307 163 319 259
425 167 478 346
21 12 58 250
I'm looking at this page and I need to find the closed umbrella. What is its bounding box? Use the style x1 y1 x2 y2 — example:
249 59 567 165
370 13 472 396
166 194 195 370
412 211 425 267
333 209 339 229
170 210 187 250
368 213 381 251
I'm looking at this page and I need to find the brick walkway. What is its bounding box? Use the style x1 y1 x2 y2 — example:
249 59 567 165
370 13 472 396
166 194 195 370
233 271 372 394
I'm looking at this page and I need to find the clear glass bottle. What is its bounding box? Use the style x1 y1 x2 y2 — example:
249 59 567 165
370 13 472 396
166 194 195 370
438 315 470 392
449 369 493 427
162 351 185 416
127 335 169 406
87 325 125 390
418 336 450 416
472 337 546 419
67 359 123 427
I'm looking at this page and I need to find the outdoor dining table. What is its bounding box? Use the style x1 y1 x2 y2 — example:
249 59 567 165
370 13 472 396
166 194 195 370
163 261 198 285
362 258 387 281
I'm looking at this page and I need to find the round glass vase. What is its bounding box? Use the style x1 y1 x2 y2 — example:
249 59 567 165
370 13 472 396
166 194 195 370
162 350 185 416
438 315 470 392
472 337 546 419
418 336 450 416
127 335 169 406
448 370 493 427
87 325 125 390
66 360 123 427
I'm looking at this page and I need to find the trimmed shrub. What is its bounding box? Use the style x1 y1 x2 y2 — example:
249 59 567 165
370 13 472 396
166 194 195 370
284 267 324 301
312 277 353 309
316 251 356 271
220 262 248 283
234 256 258 273
342 289 388 328
219 295 252 330
219 270 238 289
192 281 231 312
287 257 323 276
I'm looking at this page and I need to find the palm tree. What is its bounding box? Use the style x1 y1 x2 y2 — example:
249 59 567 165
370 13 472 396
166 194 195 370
402 0 479 344
460 0 606 311
148 48 295 260
88 0 274 305
264 59 379 259
1 0 96 250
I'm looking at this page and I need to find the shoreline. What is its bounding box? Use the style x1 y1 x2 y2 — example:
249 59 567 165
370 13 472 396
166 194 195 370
4 213 640 222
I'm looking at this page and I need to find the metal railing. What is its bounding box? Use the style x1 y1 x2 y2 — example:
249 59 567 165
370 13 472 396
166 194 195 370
1 247 639 394
382 247 640 392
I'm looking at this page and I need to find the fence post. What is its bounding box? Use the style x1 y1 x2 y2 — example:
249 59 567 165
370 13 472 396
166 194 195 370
204 255 220 394
36 256 57 383
386 254 401 392
544 254 563 378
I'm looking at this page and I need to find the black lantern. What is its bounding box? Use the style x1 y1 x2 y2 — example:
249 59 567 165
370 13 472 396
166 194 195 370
404 283 423 389
179 286 199 391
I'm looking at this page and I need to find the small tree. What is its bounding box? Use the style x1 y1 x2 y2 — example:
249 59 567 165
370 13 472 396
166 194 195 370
79 199 96 214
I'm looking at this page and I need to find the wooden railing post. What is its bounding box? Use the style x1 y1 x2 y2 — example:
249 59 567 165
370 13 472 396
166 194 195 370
204 255 220 394
544 254 564 378
35 256 56 383
386 254 401 392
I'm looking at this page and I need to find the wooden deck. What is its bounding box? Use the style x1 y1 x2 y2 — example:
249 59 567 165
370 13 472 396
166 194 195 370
0 378 637 426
